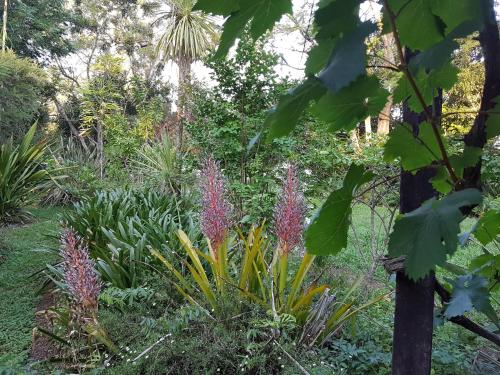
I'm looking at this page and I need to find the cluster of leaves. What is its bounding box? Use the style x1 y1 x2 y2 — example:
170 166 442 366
0 125 63 224
0 52 48 140
62 188 199 288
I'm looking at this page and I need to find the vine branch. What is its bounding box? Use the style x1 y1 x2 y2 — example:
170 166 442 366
435 281 500 347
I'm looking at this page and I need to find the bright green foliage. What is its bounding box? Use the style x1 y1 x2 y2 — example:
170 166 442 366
0 125 56 224
474 209 500 245
383 122 441 171
198 0 293 59
388 189 483 280
319 22 376 94
0 0 77 60
444 274 496 320
393 63 458 113
312 75 389 132
0 52 48 140
305 165 374 256
469 254 500 292
390 0 445 50
64 189 198 288
265 78 326 140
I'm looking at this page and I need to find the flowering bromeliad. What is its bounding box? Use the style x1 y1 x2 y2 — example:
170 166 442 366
60 229 101 322
273 165 306 300
200 156 232 254
274 164 306 255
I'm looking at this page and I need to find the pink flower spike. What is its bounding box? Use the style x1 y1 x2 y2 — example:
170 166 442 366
274 165 306 255
60 229 101 315
199 156 232 254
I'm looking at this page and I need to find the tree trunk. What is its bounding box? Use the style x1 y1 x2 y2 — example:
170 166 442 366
462 0 500 189
52 96 89 152
365 116 372 142
177 56 192 150
96 122 104 180
2 0 8 52
350 129 361 153
377 96 392 135
377 32 396 135
391 52 441 375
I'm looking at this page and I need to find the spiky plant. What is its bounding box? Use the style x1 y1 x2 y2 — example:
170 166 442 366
0 124 52 224
273 165 306 301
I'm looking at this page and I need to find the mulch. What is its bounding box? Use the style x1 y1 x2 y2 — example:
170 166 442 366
29 288 60 362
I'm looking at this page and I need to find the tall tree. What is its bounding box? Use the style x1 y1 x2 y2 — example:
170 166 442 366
155 0 217 144
0 0 77 62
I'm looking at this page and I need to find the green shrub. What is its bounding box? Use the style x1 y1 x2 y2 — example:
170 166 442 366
63 189 199 288
0 125 57 224
0 52 48 140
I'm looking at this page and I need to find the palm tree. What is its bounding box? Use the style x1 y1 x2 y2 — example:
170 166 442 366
155 0 217 144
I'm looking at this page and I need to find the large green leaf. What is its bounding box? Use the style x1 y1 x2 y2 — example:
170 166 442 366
430 0 484 34
391 0 445 50
193 0 239 16
318 22 376 93
265 77 326 140
430 146 482 193
306 164 374 256
312 75 388 132
383 122 441 171
409 20 481 72
475 209 500 245
305 38 336 75
212 0 292 58
444 274 496 322
393 63 458 113
388 189 483 280
315 0 361 38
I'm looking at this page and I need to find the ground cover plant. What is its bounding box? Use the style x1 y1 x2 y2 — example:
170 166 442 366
0 0 499 374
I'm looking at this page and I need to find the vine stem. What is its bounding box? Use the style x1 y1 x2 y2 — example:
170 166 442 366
383 0 460 184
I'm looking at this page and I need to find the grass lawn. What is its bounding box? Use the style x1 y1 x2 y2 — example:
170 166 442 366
0 208 61 368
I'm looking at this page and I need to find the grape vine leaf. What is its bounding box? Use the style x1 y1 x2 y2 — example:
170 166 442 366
305 38 336 75
430 0 484 35
265 77 326 140
193 0 239 16
486 96 500 140
390 0 446 50
312 75 389 132
444 274 497 322
315 0 361 38
393 63 458 113
306 164 374 256
409 20 481 72
475 209 500 245
383 122 441 171
197 0 293 59
388 189 483 281
469 254 500 292
318 21 376 94
306 0 362 75
431 146 482 193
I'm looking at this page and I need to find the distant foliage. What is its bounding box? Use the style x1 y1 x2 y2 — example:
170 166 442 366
0 52 48 140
